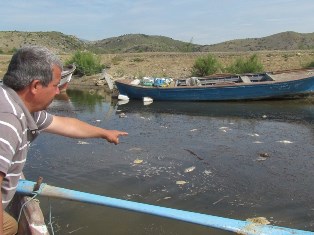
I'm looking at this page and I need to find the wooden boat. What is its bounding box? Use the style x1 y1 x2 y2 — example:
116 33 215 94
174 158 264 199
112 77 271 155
115 68 314 101
7 175 49 235
59 64 76 92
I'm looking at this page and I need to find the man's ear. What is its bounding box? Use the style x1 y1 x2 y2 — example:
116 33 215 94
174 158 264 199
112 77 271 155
29 80 42 94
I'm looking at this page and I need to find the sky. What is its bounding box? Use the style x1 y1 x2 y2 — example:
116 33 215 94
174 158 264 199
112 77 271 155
0 0 314 45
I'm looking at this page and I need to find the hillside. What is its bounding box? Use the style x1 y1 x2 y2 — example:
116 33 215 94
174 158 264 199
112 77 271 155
0 31 87 54
89 34 200 53
202 31 314 52
0 31 314 54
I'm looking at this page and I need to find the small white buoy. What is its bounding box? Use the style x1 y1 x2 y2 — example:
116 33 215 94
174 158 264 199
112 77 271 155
118 94 129 100
117 99 129 105
143 101 153 106
143 97 153 102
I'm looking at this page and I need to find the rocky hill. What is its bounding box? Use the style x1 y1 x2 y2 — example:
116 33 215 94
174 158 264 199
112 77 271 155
202 31 314 52
90 34 200 53
0 31 314 54
0 31 87 54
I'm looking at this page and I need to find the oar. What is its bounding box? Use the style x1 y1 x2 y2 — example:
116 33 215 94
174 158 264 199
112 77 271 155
16 179 313 235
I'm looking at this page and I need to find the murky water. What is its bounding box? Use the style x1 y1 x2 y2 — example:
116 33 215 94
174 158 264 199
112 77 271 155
25 89 314 234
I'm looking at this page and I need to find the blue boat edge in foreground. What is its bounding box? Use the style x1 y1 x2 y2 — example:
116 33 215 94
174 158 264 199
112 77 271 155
16 179 314 235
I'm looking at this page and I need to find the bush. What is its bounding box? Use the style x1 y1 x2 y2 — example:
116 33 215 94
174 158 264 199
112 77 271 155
66 51 105 76
304 60 314 68
226 54 264 74
191 54 221 76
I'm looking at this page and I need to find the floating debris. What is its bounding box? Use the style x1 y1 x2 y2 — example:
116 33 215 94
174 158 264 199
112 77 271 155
248 133 260 137
253 141 263 144
133 159 143 164
277 140 293 144
119 113 127 118
219 127 231 132
259 153 270 158
190 129 198 132
176 180 187 185
262 115 267 119
184 166 196 173
204 170 212 175
95 119 101 122
77 141 89 145
184 149 204 160
128 147 142 151
246 217 270 225
257 153 270 161
213 196 229 205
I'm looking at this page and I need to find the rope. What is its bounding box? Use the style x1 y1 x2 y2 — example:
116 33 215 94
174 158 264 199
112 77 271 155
47 198 55 235
17 183 55 235
17 193 38 223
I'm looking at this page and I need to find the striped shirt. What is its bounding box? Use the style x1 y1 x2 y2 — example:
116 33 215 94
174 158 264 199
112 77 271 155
0 84 53 208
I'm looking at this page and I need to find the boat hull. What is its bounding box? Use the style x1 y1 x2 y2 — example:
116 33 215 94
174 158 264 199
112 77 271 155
115 75 314 101
59 64 76 92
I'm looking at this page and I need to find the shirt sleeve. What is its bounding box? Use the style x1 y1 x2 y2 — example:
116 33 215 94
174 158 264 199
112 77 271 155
33 110 53 130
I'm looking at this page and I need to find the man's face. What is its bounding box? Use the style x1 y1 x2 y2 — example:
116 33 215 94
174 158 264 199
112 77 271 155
36 65 61 110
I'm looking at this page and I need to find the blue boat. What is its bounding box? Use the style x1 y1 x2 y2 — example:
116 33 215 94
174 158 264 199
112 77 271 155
115 68 314 101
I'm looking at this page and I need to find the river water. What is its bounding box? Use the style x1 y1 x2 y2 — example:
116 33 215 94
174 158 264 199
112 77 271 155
25 89 314 235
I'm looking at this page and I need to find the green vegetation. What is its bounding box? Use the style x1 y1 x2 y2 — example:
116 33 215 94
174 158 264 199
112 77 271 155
191 54 221 76
305 60 314 68
225 54 264 74
191 54 264 76
66 51 105 76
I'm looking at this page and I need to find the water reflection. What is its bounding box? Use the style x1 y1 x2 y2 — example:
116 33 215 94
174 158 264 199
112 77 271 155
116 98 314 124
25 89 314 235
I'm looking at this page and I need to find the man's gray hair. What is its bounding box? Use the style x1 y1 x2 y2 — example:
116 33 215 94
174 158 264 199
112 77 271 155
3 45 63 91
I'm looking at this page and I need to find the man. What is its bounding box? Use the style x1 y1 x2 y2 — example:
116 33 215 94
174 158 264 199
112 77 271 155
0 46 128 234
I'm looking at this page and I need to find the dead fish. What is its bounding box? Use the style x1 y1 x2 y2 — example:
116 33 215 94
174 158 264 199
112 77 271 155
119 113 127 118
204 170 212 175
128 147 142 151
184 166 195 173
77 141 89 145
133 159 143 164
248 133 260 137
277 140 293 144
176 180 187 185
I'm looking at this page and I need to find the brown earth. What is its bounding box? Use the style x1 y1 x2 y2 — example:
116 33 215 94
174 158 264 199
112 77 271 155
1 51 314 88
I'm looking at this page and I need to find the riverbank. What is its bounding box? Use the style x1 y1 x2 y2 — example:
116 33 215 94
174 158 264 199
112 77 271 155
1 50 314 88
